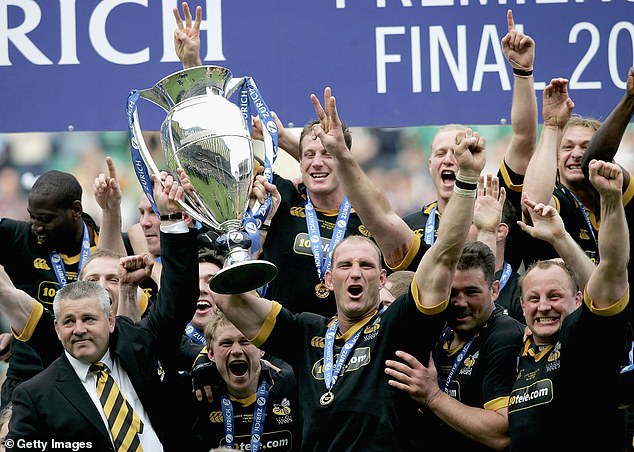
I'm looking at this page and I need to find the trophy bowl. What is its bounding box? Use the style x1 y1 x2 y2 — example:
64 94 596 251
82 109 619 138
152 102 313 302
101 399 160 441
130 66 277 294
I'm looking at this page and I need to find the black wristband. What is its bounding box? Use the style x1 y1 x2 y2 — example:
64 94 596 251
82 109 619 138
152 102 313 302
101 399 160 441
159 212 183 221
513 68 533 77
454 179 478 191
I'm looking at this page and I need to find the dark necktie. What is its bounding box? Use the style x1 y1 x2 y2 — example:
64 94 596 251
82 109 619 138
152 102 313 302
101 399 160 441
90 362 144 452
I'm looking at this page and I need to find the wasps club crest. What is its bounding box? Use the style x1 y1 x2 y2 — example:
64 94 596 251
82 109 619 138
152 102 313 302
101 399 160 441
272 398 292 416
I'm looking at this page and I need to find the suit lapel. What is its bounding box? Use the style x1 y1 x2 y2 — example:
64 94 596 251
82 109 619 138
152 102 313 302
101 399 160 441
54 355 111 444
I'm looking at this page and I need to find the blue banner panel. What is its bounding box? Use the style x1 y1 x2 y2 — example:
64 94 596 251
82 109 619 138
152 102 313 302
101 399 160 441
1 0 632 132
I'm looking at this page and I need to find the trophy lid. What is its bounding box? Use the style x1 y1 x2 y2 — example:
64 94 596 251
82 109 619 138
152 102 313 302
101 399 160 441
139 66 233 112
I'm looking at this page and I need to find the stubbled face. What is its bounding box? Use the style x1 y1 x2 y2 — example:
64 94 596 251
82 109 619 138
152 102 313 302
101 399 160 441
326 240 386 322
191 262 221 330
28 194 75 248
81 257 120 313
300 135 341 197
521 266 581 345
558 126 594 189
138 196 161 256
208 323 263 398
429 129 460 205
448 268 498 338
55 296 114 364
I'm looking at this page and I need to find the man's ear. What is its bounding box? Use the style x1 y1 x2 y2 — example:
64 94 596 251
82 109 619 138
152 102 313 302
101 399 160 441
325 271 334 290
54 320 62 342
70 200 83 220
497 223 509 243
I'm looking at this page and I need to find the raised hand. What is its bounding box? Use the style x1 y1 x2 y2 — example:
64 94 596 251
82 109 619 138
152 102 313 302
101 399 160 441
93 156 121 212
474 174 506 234
542 78 575 128
588 159 623 198
501 9 535 71
454 128 486 178
310 88 348 159
173 2 202 68
152 172 184 216
517 194 566 244
119 253 154 287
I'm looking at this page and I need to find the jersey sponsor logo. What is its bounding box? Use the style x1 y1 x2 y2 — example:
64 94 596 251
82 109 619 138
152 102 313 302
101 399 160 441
222 430 293 451
311 347 371 379
310 336 325 348
294 233 331 256
579 229 590 240
508 379 554 413
33 258 51 270
289 207 306 218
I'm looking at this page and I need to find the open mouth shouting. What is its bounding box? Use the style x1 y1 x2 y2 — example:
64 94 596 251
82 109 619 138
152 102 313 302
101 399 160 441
347 284 363 299
228 359 249 377
440 170 456 186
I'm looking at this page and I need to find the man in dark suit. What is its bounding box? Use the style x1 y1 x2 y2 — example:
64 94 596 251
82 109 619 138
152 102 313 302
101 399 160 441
6 174 198 452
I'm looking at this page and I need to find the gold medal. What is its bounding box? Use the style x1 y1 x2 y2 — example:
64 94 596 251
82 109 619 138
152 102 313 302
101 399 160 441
315 281 330 299
319 391 335 406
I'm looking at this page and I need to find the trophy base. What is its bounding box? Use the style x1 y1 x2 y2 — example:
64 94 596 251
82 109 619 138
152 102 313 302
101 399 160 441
209 260 278 295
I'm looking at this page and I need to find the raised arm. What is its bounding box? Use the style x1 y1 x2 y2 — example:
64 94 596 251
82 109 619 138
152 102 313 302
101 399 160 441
94 156 127 255
173 2 202 68
416 129 486 307
117 253 154 321
581 67 634 187
310 88 415 267
518 195 594 288
0 266 35 335
585 160 629 306
501 9 537 175
522 78 575 211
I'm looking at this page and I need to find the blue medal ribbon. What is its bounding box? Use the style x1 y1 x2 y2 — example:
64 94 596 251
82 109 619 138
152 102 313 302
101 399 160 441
305 192 351 282
50 223 91 288
437 327 477 394
221 375 270 452
323 320 362 394
498 261 512 292
184 323 206 346
560 187 600 264
423 204 438 246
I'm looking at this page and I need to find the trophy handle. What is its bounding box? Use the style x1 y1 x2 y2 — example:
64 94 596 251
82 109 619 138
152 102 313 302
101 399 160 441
224 76 246 99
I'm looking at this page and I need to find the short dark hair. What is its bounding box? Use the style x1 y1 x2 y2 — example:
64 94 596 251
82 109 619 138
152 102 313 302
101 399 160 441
299 119 353 153
457 241 496 286
29 170 82 208
198 247 225 268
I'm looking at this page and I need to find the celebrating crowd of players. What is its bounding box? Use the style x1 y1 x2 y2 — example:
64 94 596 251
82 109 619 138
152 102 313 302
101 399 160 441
0 3 632 452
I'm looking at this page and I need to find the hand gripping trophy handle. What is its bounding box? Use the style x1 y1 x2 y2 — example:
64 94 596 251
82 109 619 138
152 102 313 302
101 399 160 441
129 66 277 294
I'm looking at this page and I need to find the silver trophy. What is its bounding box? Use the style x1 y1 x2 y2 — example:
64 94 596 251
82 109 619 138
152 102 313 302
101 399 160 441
129 66 277 294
